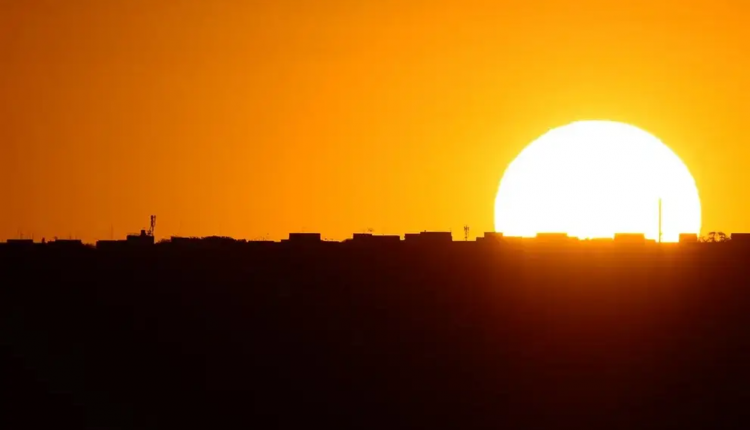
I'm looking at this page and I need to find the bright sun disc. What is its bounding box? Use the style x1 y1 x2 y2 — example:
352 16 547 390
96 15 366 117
494 120 701 242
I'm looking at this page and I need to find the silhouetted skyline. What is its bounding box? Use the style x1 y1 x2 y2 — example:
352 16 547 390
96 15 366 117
3 228 745 248
5 222 750 429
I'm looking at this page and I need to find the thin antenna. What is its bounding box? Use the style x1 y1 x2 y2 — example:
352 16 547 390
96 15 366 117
464 225 470 241
658 198 663 244
148 215 156 237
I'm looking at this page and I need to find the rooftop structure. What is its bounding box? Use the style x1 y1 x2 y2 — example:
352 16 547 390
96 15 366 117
535 233 574 243
6 239 34 245
350 233 401 244
679 233 699 243
614 233 646 244
126 230 155 246
477 232 504 243
404 231 452 243
48 239 84 249
284 233 322 243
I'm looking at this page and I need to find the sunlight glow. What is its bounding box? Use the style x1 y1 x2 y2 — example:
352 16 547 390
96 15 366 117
494 121 701 242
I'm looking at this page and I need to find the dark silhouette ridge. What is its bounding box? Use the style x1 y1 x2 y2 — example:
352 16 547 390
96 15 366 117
3 231 750 429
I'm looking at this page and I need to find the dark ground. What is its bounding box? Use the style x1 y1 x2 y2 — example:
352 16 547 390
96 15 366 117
2 240 749 429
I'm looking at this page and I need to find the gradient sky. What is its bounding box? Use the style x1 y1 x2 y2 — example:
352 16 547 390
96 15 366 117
2 0 749 242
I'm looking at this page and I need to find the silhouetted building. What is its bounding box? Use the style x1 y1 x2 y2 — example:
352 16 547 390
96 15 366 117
614 233 646 244
352 233 373 241
477 232 504 243
730 233 750 243
203 236 243 244
284 233 322 243
350 233 401 244
5 239 35 249
126 230 155 246
164 236 248 249
169 236 202 245
96 240 127 250
404 232 452 244
679 233 699 244
48 239 84 249
245 240 277 250
500 236 527 245
535 233 571 243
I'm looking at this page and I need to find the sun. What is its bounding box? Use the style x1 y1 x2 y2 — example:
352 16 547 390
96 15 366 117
494 120 701 242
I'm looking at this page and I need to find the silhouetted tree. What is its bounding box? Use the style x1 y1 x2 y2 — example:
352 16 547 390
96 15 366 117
701 231 730 243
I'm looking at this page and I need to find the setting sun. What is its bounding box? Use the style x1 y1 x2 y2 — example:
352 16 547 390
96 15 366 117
494 121 701 242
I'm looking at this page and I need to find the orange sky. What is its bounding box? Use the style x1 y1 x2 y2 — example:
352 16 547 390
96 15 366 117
1 0 749 242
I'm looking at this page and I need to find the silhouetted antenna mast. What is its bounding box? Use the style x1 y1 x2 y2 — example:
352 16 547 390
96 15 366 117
658 198 663 244
464 225 470 241
148 215 157 237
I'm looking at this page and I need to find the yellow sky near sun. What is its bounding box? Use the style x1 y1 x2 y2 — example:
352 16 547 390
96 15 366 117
1 0 749 241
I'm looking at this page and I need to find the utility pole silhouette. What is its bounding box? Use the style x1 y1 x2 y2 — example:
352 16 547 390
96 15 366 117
464 225 470 241
658 198 663 244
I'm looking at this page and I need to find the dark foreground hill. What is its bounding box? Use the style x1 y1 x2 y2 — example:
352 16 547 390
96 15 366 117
2 241 749 429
